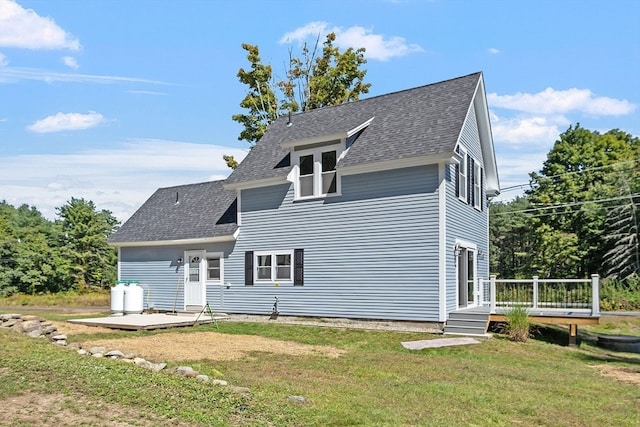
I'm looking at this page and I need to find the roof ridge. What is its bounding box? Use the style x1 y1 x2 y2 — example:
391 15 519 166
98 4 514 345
156 179 227 192
283 71 482 120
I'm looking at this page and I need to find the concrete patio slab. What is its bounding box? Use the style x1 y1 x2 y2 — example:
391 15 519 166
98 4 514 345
68 312 225 331
401 337 481 350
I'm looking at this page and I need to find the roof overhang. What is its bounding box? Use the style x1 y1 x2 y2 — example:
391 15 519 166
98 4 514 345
223 175 287 191
339 152 457 176
466 74 500 197
109 234 236 248
279 117 374 150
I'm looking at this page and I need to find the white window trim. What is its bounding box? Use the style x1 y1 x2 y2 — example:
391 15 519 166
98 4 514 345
458 147 468 203
205 252 224 284
254 250 294 283
473 162 482 211
293 142 344 201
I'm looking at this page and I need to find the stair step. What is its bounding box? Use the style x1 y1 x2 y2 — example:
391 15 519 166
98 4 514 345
444 319 488 328
448 312 489 321
443 325 489 336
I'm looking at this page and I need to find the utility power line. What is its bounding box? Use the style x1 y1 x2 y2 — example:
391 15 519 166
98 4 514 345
492 194 640 216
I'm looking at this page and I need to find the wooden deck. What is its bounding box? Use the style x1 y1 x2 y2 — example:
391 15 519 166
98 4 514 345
68 312 225 331
455 305 599 346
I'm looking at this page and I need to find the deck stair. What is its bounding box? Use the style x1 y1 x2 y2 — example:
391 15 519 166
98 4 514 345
444 307 491 336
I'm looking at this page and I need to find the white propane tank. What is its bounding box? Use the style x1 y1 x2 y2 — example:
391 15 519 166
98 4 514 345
110 281 126 316
123 282 144 314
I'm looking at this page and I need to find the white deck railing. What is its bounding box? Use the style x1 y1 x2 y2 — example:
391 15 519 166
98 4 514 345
479 275 600 317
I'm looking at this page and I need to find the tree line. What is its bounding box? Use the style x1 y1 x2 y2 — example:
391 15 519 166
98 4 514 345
0 198 119 296
490 124 639 282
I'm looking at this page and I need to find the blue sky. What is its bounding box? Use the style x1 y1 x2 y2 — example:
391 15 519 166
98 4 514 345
1 0 638 221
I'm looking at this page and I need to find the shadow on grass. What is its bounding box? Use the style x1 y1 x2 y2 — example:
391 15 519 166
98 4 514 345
489 321 573 347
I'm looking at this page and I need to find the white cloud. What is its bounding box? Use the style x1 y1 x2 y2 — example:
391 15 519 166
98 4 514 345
0 0 80 50
0 66 169 85
0 139 247 221
490 112 568 146
488 47 500 55
488 87 636 116
27 111 106 133
279 21 423 61
62 55 79 69
0 52 8 67
493 152 548 201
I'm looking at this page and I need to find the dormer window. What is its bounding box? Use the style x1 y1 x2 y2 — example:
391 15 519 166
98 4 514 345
294 143 341 200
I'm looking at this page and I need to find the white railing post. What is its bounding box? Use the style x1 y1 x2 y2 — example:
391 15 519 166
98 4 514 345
532 275 539 310
490 275 496 314
591 274 600 316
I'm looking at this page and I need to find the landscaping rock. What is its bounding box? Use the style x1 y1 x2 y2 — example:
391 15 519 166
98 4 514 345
176 366 194 376
42 326 58 335
28 329 43 338
5 313 237 394
288 395 307 404
21 320 43 333
148 362 167 372
105 350 125 358
88 346 105 355
133 357 147 366
1 318 20 328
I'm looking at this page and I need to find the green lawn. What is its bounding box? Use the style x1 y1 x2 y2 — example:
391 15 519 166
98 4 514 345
1 311 639 426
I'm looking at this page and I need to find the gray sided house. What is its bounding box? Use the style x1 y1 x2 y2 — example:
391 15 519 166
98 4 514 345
109 72 500 323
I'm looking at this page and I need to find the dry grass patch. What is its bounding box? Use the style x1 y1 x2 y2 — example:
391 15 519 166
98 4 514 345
591 364 640 385
83 331 346 362
0 392 194 427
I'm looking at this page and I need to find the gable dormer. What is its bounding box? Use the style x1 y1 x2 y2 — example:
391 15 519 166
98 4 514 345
281 117 373 200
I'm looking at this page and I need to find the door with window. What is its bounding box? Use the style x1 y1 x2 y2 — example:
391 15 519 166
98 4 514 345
184 250 205 308
457 247 476 308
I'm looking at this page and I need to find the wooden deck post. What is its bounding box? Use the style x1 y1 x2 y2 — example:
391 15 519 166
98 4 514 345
591 274 600 316
532 275 539 310
569 324 578 347
490 275 496 314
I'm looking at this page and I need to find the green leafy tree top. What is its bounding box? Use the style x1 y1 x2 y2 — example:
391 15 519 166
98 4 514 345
232 32 371 147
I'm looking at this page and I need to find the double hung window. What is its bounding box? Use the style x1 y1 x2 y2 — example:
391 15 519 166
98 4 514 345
255 252 292 282
296 145 339 199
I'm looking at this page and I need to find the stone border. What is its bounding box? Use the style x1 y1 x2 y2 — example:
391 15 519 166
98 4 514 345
0 313 260 396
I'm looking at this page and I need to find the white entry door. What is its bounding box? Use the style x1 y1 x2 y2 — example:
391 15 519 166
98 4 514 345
184 250 205 308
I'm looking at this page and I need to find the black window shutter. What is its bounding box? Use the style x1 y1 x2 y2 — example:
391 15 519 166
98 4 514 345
480 168 484 211
468 156 474 206
244 251 254 286
454 163 459 198
294 249 304 286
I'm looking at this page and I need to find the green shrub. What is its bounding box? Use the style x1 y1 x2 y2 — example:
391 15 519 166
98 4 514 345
505 305 530 342
600 275 640 311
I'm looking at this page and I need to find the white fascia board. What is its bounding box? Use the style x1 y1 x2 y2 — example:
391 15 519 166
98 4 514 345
223 175 287 191
473 75 500 196
279 117 374 149
339 152 456 176
346 117 375 137
110 234 236 248
279 132 346 149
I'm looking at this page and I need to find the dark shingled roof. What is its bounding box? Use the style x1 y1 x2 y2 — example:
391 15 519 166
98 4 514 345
226 72 482 186
109 180 237 244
